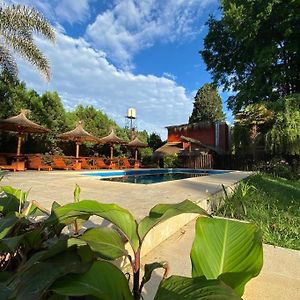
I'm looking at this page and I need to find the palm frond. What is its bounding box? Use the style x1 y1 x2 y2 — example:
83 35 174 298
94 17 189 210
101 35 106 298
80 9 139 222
0 3 55 80
0 45 18 78
0 4 55 42
3 34 51 81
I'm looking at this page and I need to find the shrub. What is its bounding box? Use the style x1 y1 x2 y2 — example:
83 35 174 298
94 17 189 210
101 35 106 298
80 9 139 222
163 154 180 168
254 158 299 180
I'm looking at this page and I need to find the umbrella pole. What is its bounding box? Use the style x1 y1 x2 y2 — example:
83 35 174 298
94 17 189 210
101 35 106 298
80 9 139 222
17 135 22 156
135 149 138 161
110 145 113 160
76 142 80 163
16 134 23 160
75 142 81 170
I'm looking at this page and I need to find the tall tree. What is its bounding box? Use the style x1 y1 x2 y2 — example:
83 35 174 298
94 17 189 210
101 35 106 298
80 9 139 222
65 105 129 157
148 133 163 151
234 103 273 158
201 0 300 113
0 78 66 153
266 94 300 155
189 83 225 123
0 4 55 80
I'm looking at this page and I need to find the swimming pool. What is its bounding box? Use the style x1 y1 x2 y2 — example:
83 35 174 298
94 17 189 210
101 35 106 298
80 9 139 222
83 169 230 184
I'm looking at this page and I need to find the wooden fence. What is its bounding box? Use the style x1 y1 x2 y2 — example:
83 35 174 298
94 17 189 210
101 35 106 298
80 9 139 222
180 153 213 169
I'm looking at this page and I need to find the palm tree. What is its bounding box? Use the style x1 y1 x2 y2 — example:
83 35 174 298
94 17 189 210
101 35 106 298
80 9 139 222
0 4 55 81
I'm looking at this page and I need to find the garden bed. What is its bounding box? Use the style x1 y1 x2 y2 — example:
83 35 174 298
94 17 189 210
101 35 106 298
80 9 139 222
214 173 300 250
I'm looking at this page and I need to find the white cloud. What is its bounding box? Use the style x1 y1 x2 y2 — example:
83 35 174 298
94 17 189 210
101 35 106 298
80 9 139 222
5 0 92 24
85 0 217 68
17 31 193 138
163 72 177 81
55 0 91 24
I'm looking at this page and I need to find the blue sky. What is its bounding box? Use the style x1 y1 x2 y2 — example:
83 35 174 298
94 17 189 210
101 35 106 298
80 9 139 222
7 0 232 138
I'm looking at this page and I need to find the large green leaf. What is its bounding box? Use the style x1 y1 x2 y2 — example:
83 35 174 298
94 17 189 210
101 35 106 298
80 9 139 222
14 237 88 286
0 283 13 300
0 235 23 252
191 217 263 296
78 227 127 260
140 261 168 292
51 261 134 300
0 213 19 239
0 186 28 214
154 275 241 299
138 200 210 241
13 250 87 300
45 200 139 251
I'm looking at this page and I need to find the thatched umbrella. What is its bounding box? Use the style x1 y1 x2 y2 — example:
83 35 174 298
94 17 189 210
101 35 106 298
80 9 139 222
0 110 50 157
127 137 148 160
99 129 127 160
57 121 99 164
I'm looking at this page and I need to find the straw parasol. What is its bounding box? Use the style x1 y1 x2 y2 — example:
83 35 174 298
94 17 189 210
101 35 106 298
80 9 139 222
127 136 148 160
99 129 127 159
0 110 50 157
57 121 99 163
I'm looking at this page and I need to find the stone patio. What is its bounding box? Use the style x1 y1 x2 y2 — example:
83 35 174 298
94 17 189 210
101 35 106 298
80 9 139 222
2 169 250 219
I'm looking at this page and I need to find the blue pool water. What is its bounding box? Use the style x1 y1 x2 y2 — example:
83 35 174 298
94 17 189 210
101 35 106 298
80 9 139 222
83 169 230 184
102 172 208 184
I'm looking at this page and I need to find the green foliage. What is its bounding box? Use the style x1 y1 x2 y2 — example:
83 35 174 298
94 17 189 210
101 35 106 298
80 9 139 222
0 76 150 157
231 124 251 155
266 94 300 155
163 154 180 168
51 261 134 300
213 173 300 250
254 158 299 181
0 182 263 299
201 0 300 112
154 276 242 300
148 133 163 151
189 83 225 123
141 155 159 168
66 105 118 139
191 218 263 296
232 103 273 156
0 3 55 80
0 78 67 153
217 182 257 219
235 103 273 127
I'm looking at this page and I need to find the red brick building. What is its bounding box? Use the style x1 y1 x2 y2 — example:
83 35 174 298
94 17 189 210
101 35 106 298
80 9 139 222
155 121 230 168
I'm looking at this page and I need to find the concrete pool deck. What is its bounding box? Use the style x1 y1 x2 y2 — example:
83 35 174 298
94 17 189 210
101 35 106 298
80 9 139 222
2 169 250 255
2 169 250 217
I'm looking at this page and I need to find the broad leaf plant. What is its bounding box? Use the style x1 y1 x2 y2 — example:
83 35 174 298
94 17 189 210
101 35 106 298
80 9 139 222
0 181 263 299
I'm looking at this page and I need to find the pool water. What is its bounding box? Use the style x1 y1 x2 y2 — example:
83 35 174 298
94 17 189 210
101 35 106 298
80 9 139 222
101 172 208 184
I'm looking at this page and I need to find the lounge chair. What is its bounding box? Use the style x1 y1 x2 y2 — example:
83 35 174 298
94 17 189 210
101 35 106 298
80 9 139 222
134 160 143 169
27 155 52 171
119 158 134 169
52 156 76 170
108 159 119 169
94 158 110 169
0 156 17 172
80 158 97 170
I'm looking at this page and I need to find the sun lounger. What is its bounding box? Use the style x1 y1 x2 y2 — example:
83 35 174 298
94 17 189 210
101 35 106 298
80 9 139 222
119 158 134 169
94 158 110 169
0 156 17 172
27 155 52 171
80 158 97 170
134 160 143 168
52 157 76 170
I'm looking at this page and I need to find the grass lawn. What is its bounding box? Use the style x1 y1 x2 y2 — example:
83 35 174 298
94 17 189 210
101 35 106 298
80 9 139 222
213 173 300 250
